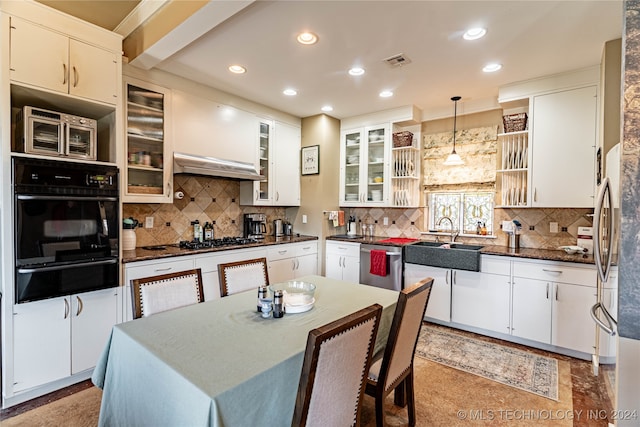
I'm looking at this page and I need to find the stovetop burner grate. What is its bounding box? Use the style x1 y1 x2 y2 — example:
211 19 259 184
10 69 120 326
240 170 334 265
178 237 259 250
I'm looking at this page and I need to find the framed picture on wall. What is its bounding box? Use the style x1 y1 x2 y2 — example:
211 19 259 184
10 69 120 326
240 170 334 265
301 145 320 175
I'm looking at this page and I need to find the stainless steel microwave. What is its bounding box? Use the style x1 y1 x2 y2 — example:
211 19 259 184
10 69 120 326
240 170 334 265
15 106 97 160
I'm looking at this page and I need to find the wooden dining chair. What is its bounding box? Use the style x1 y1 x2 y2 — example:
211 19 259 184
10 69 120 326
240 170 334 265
131 268 205 319
218 257 269 297
364 278 434 427
292 304 383 427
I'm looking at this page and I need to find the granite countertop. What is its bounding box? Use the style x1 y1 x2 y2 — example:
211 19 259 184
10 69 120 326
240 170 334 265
479 245 596 265
326 235 599 265
122 235 319 263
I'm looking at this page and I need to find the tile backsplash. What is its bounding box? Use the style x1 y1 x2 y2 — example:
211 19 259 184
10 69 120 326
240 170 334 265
123 175 286 247
127 175 592 250
335 206 592 250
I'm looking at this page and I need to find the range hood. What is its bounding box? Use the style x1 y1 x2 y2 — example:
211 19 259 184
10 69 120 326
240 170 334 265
173 152 264 181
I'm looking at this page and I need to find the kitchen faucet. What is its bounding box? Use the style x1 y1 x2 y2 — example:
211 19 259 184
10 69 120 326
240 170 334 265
437 216 458 243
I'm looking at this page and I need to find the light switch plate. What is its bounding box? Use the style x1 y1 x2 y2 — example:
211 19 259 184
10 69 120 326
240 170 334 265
145 217 154 228
302 214 307 224
383 217 388 226
550 222 558 233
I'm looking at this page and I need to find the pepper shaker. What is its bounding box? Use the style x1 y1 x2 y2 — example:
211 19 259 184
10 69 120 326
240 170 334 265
257 286 267 312
273 290 284 318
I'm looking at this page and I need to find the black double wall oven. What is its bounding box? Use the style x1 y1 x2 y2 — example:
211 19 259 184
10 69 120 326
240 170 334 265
13 157 119 304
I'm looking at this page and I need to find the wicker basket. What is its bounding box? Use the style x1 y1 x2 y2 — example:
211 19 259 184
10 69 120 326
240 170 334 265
503 113 528 133
392 131 414 147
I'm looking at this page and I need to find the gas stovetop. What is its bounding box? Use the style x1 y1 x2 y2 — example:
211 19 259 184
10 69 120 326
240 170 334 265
178 237 259 250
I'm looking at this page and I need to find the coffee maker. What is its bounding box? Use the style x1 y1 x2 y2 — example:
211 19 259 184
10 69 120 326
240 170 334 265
244 213 267 239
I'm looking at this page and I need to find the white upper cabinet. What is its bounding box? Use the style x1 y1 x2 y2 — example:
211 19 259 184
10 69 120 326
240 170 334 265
499 67 599 208
530 85 597 207
123 77 173 203
9 16 119 105
272 121 301 206
240 119 301 206
171 90 257 165
339 124 390 206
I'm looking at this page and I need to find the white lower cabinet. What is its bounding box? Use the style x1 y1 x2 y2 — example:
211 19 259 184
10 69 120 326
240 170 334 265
124 248 273 319
423 254 602 359
267 242 318 283
511 277 553 343
511 259 598 355
123 257 196 321
325 241 360 282
452 271 511 335
13 288 118 392
404 264 451 322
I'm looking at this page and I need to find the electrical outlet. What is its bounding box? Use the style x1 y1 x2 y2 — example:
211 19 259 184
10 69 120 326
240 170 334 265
383 217 389 226
550 222 558 233
302 214 307 224
145 217 154 228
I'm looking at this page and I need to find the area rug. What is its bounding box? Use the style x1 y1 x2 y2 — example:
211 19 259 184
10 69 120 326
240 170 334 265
415 325 558 401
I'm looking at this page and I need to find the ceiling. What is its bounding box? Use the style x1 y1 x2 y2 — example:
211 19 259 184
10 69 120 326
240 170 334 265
39 1 624 120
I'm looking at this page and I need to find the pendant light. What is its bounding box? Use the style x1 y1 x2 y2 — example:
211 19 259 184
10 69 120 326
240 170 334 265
444 96 464 166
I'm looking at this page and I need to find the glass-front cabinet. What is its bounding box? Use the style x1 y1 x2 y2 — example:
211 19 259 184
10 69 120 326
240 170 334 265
339 124 389 206
123 77 172 203
257 120 271 203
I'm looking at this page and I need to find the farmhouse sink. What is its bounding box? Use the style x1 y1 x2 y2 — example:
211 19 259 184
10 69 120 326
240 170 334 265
404 241 484 271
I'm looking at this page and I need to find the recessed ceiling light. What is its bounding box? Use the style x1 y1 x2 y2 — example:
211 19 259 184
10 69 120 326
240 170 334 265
297 32 318 45
463 27 487 40
283 88 297 96
321 105 333 112
379 90 393 98
348 67 365 76
483 63 502 73
228 65 246 74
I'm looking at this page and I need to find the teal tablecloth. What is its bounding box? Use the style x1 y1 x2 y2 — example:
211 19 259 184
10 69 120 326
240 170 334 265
92 275 398 427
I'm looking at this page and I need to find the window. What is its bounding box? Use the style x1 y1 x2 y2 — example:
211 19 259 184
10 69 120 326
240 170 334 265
428 192 494 235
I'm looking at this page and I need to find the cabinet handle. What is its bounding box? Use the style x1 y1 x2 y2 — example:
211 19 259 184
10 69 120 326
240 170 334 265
445 270 449 285
453 270 457 284
154 267 172 272
63 298 70 319
292 259 296 270
546 283 549 299
166 182 171 197
76 296 83 316
302 246 311 250
62 63 67 85
555 286 559 301
255 190 259 201
278 250 287 255
60 123 68 156
542 269 563 274
72 66 78 87
534 188 537 202
276 192 279 202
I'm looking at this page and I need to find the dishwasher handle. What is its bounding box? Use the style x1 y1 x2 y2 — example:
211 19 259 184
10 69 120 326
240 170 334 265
360 248 402 256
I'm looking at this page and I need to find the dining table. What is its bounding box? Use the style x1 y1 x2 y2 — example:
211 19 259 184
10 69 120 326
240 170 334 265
92 275 399 427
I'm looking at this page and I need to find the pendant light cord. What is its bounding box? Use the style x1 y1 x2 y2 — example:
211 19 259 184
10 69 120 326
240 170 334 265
451 96 461 153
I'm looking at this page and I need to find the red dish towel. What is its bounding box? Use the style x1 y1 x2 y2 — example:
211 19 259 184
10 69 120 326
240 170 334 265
338 210 345 226
370 250 387 277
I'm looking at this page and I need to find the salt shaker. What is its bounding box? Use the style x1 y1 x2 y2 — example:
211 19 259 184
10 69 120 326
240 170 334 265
273 290 284 318
257 286 267 312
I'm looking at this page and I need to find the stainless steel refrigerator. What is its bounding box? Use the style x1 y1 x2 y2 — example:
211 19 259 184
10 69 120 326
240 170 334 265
591 143 620 403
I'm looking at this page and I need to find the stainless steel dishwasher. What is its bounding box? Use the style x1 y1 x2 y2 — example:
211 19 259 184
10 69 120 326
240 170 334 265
360 244 403 290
